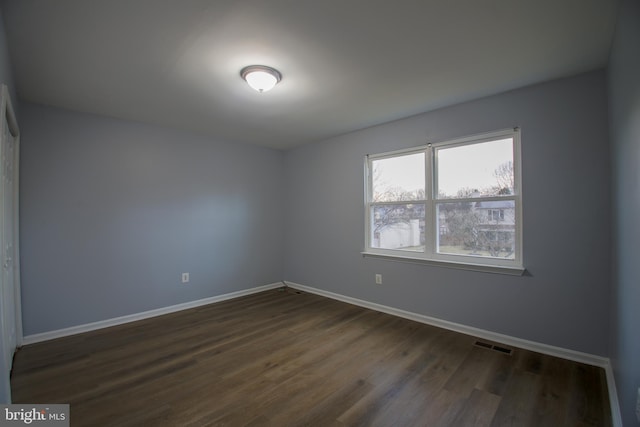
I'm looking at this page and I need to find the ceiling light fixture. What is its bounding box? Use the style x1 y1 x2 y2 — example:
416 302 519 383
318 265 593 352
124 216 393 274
240 65 282 93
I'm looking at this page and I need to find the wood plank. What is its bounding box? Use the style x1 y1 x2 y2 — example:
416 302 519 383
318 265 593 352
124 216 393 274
449 388 502 427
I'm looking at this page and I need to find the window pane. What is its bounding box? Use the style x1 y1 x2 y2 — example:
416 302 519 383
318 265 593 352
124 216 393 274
437 138 513 199
437 200 515 259
371 153 425 202
371 204 425 252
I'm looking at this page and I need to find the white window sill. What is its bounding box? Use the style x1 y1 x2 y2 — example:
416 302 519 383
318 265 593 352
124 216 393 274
361 251 526 276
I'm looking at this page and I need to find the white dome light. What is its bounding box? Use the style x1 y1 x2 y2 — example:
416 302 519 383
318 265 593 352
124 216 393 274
240 65 282 93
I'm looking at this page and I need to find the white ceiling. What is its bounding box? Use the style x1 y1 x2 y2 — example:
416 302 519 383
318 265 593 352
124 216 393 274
1 0 619 149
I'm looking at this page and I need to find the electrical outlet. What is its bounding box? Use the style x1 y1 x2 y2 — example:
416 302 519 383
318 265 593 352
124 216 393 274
636 387 640 423
375 274 382 285
181 272 189 283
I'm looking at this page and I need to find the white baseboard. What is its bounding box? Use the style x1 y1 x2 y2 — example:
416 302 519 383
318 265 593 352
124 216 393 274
284 281 622 427
22 282 284 345
285 281 606 365
603 360 623 427
19 279 621 426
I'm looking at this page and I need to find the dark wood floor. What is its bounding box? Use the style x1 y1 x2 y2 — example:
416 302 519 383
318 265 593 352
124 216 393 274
11 287 611 426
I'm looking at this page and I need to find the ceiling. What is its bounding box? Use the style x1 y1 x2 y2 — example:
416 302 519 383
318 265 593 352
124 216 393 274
1 0 619 149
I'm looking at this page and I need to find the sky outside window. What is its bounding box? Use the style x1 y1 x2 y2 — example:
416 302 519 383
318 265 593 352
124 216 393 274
437 138 513 197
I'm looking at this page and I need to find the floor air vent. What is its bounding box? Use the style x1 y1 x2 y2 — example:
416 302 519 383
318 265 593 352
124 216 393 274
474 341 513 355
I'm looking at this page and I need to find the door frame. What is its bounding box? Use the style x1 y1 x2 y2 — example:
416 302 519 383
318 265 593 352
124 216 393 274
0 84 22 387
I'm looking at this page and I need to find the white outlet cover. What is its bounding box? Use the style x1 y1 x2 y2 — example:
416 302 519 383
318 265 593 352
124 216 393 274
182 273 189 283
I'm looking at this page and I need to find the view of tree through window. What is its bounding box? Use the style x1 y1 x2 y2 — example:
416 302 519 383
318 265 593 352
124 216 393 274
435 139 516 259
365 130 522 269
371 153 425 252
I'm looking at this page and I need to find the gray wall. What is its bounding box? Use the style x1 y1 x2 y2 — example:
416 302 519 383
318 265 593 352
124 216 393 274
0 8 15 116
608 0 640 424
0 5 16 405
284 70 611 356
19 103 284 335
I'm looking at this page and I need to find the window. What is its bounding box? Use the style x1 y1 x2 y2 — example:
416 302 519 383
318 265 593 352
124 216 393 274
364 129 523 274
488 209 505 222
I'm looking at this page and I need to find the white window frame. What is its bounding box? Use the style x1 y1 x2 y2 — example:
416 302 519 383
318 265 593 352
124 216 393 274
363 128 524 275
